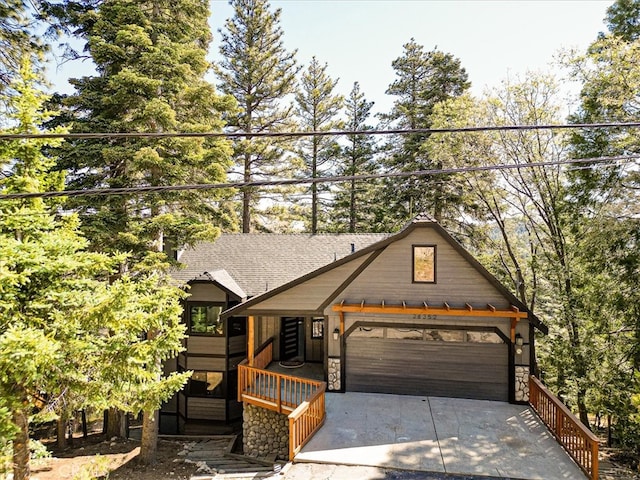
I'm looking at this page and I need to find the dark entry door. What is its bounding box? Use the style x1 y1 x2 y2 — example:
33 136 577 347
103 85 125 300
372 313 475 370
280 317 302 361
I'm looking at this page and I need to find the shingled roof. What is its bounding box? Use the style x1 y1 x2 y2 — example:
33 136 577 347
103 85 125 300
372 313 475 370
171 233 389 298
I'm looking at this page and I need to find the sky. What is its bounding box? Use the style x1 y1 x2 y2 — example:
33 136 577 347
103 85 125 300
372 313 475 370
49 0 613 117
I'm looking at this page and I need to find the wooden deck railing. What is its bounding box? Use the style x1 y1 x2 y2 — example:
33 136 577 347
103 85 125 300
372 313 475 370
529 375 599 480
289 382 326 459
253 338 273 370
238 337 326 459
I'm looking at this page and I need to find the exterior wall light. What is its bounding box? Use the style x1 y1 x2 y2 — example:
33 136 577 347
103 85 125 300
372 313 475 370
515 333 524 355
333 328 340 341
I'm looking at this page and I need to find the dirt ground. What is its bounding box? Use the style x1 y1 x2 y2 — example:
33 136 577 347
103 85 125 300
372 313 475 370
29 435 199 480
7 430 639 480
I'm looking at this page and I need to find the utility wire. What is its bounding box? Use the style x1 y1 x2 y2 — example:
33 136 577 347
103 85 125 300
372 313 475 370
2 121 640 140
1 154 637 201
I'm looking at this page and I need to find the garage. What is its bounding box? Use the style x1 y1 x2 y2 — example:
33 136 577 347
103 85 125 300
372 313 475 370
345 325 509 401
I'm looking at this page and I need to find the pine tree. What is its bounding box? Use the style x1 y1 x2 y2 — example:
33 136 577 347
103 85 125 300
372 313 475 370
331 82 381 232
294 57 343 233
0 0 45 94
380 39 470 227
216 0 299 232
0 60 189 480
49 0 232 462
55 0 235 264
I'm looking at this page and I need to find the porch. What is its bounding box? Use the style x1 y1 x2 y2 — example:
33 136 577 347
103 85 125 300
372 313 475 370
238 338 327 459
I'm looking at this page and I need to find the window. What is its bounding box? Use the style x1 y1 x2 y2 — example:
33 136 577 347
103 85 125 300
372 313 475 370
188 371 224 397
311 318 324 339
189 304 224 335
413 245 436 283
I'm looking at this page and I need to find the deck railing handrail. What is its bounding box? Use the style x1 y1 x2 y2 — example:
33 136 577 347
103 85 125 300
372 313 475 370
288 382 326 459
529 375 599 480
253 337 274 370
238 363 324 412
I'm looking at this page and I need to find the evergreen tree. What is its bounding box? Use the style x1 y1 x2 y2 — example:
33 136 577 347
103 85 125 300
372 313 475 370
55 0 235 263
0 60 189 480
331 82 381 232
216 0 299 232
294 57 343 233
50 0 233 462
0 0 45 94
380 39 470 229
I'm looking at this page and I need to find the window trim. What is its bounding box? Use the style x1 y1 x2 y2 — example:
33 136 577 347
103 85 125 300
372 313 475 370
412 244 437 284
187 301 225 336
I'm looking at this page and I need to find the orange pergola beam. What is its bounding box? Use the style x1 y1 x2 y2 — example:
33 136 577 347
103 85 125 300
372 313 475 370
332 302 529 320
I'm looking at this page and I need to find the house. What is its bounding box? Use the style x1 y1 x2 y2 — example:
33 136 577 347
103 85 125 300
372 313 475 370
225 214 546 402
160 232 388 434
162 215 547 437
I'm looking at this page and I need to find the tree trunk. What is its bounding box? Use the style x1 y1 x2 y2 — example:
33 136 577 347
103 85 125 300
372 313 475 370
311 137 318 234
106 408 127 438
12 409 30 480
56 413 68 449
577 390 590 429
139 409 159 464
139 323 162 465
243 152 251 233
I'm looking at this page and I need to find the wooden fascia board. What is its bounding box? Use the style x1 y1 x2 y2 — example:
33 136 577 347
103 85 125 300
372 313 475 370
332 303 530 319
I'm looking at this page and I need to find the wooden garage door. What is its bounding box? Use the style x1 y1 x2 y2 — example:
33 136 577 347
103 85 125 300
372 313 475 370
345 330 508 401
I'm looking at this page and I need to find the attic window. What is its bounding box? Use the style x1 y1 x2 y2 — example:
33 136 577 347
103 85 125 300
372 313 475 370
413 245 436 283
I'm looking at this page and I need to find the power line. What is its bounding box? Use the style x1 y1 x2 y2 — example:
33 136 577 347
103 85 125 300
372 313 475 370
2 121 640 140
1 154 637 201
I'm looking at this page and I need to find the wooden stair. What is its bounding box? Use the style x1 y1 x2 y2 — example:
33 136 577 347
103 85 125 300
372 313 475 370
182 435 281 478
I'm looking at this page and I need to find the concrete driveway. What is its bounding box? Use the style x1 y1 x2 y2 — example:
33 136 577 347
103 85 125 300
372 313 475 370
294 393 586 480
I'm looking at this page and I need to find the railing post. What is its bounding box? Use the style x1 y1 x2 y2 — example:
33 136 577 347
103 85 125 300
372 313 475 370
277 375 282 413
592 438 599 480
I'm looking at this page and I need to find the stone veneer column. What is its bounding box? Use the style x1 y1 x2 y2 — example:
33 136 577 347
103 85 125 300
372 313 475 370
515 366 530 402
328 357 341 391
243 404 289 460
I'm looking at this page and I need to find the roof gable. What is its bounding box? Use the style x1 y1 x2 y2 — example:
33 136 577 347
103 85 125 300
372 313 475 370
221 219 546 333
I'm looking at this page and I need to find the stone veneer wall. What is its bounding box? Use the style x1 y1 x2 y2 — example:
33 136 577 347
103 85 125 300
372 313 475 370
243 404 289 460
515 366 530 402
328 357 341 391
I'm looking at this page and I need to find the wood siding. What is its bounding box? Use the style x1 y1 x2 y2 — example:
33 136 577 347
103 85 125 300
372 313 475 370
338 229 509 308
257 316 280 360
161 393 178 413
228 335 246 355
249 254 373 311
188 283 227 302
187 336 226 355
186 356 226 371
346 336 508 401
185 397 226 421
